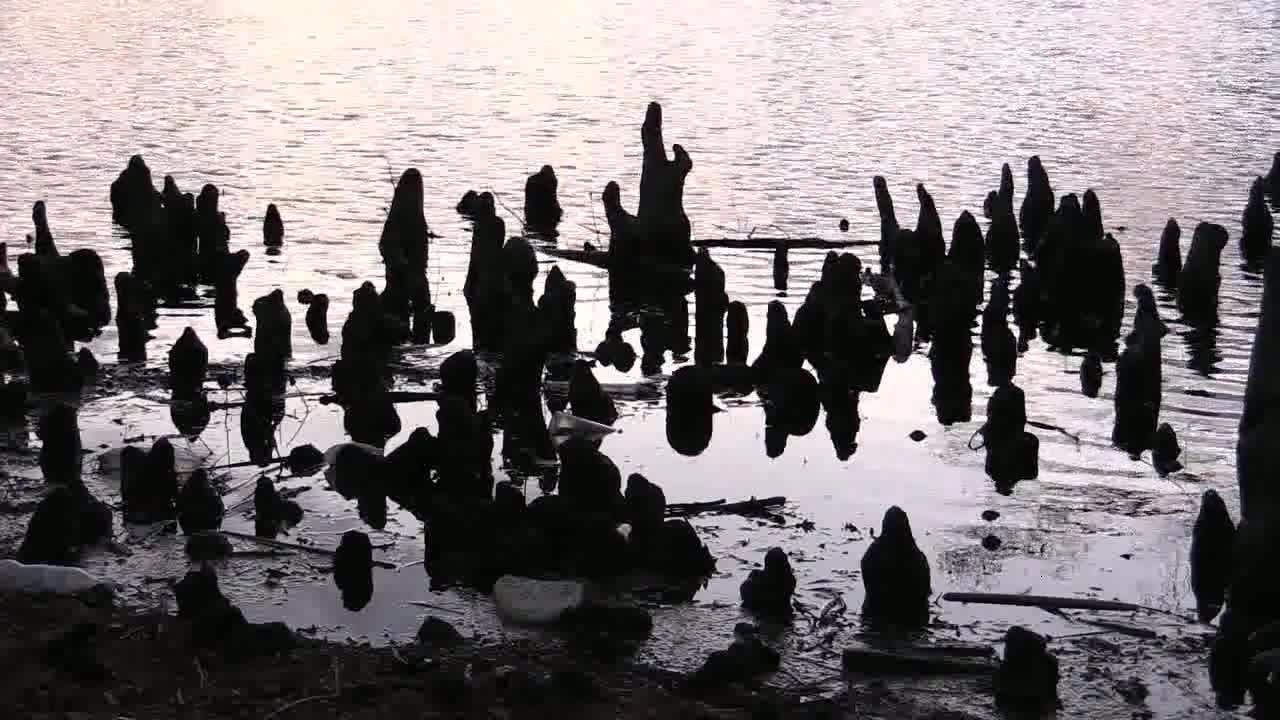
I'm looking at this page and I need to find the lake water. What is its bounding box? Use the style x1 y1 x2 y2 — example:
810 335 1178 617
2 1 1279 717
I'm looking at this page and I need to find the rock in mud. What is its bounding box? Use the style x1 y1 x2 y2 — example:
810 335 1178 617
1191 489 1235 623
995 626 1059 710
740 547 797 618
860 506 931 629
334 530 374 612
177 469 224 535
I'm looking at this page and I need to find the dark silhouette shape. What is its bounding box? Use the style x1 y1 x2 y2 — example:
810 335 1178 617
1154 218 1182 287
725 301 748 364
305 293 330 344
524 165 563 236
120 439 178 524
860 506 931 629
212 250 252 338
1191 489 1234 623
464 193 506 352
949 211 986 307
1080 351 1103 398
666 366 717 456
254 477 304 538
753 301 803 380
334 530 374 612
568 360 617 425
379 169 431 333
740 547 796 618
169 327 208 395
995 626 1060 710
1153 423 1183 476
773 241 788 292
981 384 1040 494
1178 222 1228 325
1019 156 1055 254
19 484 112 565
263 203 283 247
252 288 292 363
873 176 898 272
980 278 1017 387
638 102 694 266
68 249 110 330
693 249 728 366
178 469 223 534
37 404 82 485
1241 178 1274 266
538 266 577 355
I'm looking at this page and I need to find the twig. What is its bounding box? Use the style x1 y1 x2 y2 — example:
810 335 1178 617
666 496 786 518
194 657 207 689
1027 420 1081 444
407 600 465 615
491 190 526 233
264 694 334 720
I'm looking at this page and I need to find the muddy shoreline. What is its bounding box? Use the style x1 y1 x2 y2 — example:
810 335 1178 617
0 590 951 720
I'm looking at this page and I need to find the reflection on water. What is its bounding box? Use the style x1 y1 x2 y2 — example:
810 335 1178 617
2 0 1278 717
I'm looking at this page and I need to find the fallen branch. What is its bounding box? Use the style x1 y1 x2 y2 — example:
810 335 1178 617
666 496 786 518
942 592 1140 613
841 646 997 675
691 237 876 249
214 530 395 569
1027 420 1081 444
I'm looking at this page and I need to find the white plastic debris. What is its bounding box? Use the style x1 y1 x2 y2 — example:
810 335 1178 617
0 559 107 595
549 411 619 448
492 575 585 625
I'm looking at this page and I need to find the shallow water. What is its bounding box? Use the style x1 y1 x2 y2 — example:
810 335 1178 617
2 0 1279 717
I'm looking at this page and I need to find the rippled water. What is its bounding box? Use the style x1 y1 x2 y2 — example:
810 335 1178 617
3 0 1279 717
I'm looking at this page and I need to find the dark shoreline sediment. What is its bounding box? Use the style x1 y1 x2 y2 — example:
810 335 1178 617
0 590 946 720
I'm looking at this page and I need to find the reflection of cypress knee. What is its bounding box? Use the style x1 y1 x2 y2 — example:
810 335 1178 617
726 301 748 364
306 293 330 344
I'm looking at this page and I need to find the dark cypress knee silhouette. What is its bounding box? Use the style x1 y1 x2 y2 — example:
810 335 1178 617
114 273 149 362
538 266 577 355
524 165 563 237
860 506 931 629
637 102 694 267
914 184 945 282
254 477 303 538
1153 423 1183 476
949 211 985 307
1178 222 1228 325
1080 351 1103 398
1239 246 1280 520
981 279 1017 387
263 203 284 247
212 250 251 338
38 403 82 485
463 193 506 352
379 169 431 332
1153 218 1182 287
178 469 223 534
1191 490 1235 623
995 626 1059 710
1082 188 1105 241
30 201 57 257
773 240 788 292
999 162 1015 214
110 155 162 233
693 249 727 366
306 293 330 344
568 359 617 426
1019 156 1055 253
980 384 1039 494
740 547 796 618
1241 178 1274 266
1266 151 1280 193
726 301 749 364
68 249 111 330
334 530 374 612
252 288 292 363
168 326 208 396
873 176 898 272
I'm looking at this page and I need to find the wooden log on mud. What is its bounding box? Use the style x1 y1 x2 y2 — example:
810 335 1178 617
942 592 1140 613
691 237 877 250
841 646 998 675
665 496 786 517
